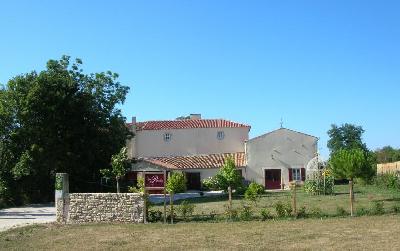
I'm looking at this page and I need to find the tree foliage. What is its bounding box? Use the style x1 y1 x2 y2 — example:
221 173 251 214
0 56 131 206
374 146 400 164
100 147 129 193
330 148 372 181
327 124 368 154
166 172 186 194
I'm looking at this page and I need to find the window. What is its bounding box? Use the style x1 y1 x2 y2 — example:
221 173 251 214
292 168 301 181
163 133 172 142
217 131 224 140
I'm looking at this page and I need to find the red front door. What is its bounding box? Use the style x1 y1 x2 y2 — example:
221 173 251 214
265 169 281 189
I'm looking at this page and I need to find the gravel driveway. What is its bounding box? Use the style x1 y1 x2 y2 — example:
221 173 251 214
0 204 55 232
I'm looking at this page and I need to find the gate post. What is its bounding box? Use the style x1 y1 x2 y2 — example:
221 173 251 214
55 173 69 223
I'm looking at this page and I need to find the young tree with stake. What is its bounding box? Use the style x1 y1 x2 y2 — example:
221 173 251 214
166 172 186 223
329 148 372 216
100 147 129 193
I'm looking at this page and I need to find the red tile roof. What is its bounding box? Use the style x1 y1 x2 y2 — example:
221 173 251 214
129 119 250 131
144 152 246 170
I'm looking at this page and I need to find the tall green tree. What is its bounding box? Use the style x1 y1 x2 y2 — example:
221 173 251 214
100 147 129 193
327 124 368 154
0 56 131 206
330 148 373 216
327 123 375 182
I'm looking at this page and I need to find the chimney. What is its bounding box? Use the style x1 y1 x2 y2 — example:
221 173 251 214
190 114 201 120
131 116 136 124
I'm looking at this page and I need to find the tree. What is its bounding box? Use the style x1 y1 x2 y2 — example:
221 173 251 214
329 148 373 216
100 147 129 193
215 157 242 211
0 56 131 206
165 172 186 223
327 124 368 154
374 146 400 164
327 123 375 182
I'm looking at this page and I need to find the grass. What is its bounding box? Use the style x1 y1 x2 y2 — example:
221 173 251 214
1 215 400 250
153 184 400 218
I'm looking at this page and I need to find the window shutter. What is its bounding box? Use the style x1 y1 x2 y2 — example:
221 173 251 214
301 168 306 181
288 168 293 181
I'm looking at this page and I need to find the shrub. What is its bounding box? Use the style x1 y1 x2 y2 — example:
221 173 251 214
244 182 265 203
392 204 400 213
304 175 334 195
177 200 195 221
148 209 163 222
202 177 220 191
260 208 273 220
209 210 217 221
336 206 348 216
309 207 323 218
275 201 292 218
297 206 307 218
356 207 370 216
224 205 239 221
374 173 400 190
371 201 385 215
238 204 253 221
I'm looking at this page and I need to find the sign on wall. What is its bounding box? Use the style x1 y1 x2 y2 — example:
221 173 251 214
145 173 165 188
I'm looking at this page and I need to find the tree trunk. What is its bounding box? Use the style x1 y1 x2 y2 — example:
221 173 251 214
143 188 148 224
349 179 354 216
116 177 120 193
292 182 297 217
170 192 174 224
228 186 232 210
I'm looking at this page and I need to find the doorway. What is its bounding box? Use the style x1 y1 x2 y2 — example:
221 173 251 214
265 169 281 189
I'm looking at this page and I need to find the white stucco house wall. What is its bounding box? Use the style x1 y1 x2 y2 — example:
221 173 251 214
126 114 250 191
245 128 318 189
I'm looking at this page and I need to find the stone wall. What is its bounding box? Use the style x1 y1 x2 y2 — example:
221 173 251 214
57 193 144 224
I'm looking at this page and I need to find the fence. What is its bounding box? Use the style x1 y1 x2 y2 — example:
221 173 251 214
377 161 400 175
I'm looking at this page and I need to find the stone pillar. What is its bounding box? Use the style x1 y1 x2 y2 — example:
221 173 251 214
55 173 69 223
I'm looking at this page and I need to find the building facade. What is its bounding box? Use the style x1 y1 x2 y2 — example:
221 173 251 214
126 114 250 191
245 128 318 189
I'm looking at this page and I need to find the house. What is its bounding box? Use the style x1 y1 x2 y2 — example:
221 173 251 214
245 128 318 189
126 114 318 191
126 114 250 191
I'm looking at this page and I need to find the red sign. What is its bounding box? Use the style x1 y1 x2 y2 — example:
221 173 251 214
145 173 164 187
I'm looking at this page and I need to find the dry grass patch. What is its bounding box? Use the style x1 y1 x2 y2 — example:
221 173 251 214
1 215 400 250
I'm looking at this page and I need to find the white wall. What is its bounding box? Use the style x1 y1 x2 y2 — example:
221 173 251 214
129 127 249 158
246 128 318 189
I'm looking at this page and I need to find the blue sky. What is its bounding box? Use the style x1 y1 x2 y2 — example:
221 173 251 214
1 0 399 158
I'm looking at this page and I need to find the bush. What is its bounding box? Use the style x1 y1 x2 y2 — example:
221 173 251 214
374 173 400 190
336 206 347 216
297 206 307 218
260 208 273 220
304 175 334 195
177 200 195 221
224 206 239 221
309 207 323 218
244 182 265 203
392 204 400 213
239 204 253 221
275 201 292 218
202 177 220 191
371 201 385 215
148 209 163 222
356 207 370 216
234 184 248 195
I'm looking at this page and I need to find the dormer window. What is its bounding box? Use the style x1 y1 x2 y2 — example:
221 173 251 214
217 131 224 140
164 133 172 142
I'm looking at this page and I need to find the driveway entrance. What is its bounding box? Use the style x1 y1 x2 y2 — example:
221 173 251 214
0 204 55 232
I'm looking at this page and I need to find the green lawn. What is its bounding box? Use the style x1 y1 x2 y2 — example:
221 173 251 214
1 215 400 250
154 184 400 218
